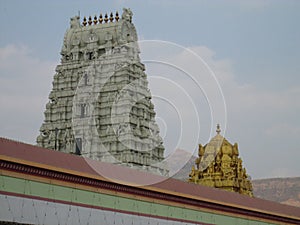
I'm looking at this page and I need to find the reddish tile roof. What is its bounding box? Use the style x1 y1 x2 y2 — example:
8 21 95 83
0 137 300 222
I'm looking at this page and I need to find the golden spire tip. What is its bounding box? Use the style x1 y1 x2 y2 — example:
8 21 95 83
216 124 221 134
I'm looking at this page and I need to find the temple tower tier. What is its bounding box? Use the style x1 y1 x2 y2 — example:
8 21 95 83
37 9 167 176
189 124 253 196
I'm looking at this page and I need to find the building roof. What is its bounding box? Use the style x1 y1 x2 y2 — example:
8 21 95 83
0 137 299 223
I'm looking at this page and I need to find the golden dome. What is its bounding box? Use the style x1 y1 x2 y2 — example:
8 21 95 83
189 124 253 197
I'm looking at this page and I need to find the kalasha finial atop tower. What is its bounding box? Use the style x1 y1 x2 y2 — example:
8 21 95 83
115 11 119 21
82 16 87 26
99 14 103 24
216 124 221 134
80 11 125 27
109 12 114 22
93 15 98 25
88 16 92 25
104 13 108 23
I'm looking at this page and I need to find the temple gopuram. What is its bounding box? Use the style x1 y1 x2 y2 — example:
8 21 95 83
36 9 166 175
189 124 253 196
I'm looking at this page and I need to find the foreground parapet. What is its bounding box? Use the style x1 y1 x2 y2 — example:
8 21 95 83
1 137 299 224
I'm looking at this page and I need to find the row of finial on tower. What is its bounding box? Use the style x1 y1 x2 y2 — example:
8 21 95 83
82 12 119 26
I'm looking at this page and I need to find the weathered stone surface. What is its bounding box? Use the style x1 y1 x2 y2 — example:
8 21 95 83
37 9 167 175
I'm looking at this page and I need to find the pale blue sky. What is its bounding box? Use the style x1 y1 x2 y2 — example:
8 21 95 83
1 0 300 179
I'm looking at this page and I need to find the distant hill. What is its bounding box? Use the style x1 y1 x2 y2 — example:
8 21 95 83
171 154 196 182
252 177 300 207
172 155 300 208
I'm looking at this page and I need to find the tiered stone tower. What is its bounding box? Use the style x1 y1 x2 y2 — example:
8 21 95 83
189 125 253 196
37 9 166 175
